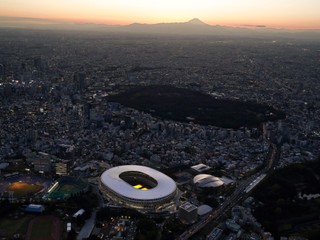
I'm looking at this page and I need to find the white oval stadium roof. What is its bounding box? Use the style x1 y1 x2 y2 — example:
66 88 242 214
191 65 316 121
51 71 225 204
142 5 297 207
101 165 177 201
193 174 224 188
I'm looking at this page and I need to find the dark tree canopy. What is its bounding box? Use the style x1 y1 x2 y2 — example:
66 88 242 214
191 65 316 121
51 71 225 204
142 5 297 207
109 85 285 129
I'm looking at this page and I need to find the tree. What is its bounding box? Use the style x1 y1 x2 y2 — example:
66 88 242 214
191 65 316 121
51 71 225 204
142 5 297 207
135 218 158 240
274 207 282 217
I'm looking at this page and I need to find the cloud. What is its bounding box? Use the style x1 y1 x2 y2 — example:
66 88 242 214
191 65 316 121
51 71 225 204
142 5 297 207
240 24 267 28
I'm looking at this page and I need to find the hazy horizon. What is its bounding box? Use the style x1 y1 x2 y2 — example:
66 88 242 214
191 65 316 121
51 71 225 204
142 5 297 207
1 0 320 30
1 16 320 33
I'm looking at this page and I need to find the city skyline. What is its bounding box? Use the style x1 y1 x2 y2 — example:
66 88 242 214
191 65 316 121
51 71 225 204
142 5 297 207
1 0 320 29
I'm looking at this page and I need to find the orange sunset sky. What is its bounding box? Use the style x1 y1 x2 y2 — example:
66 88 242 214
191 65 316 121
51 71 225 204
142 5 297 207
1 0 320 29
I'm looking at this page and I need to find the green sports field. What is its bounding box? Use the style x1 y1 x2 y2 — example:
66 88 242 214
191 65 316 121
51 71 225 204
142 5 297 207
0 214 62 240
0 215 33 238
46 177 88 200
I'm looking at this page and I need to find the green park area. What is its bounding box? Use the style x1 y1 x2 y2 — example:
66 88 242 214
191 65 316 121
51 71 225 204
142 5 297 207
0 214 33 238
108 85 285 129
253 159 320 239
0 214 60 240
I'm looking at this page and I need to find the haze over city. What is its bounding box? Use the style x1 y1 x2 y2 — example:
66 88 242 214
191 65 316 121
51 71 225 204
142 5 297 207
1 0 320 29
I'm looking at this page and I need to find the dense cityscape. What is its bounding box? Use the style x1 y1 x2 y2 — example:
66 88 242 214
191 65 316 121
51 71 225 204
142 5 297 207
0 26 320 240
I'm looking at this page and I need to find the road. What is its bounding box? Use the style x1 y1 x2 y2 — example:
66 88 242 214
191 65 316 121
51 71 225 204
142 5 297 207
76 184 104 240
77 210 97 240
177 124 281 240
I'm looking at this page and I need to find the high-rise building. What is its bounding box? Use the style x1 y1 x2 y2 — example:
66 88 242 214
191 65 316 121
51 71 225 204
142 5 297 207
0 64 5 78
55 161 71 176
178 202 198 224
33 158 51 173
74 72 86 93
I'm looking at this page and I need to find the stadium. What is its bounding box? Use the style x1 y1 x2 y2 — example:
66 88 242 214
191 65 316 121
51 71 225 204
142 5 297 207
100 165 180 213
0 174 52 201
193 174 224 188
43 176 88 201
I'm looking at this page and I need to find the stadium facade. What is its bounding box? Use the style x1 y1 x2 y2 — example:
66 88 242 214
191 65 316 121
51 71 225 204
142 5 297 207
100 165 180 213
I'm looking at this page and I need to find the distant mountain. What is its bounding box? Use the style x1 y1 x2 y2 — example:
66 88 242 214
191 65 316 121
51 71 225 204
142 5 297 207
121 18 226 35
0 16 231 35
0 16 319 39
119 19 320 39
186 18 208 25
